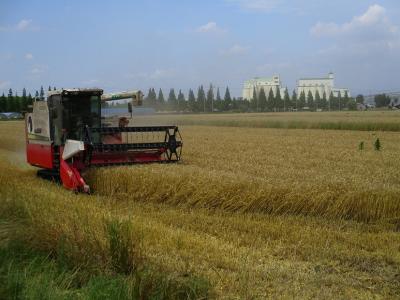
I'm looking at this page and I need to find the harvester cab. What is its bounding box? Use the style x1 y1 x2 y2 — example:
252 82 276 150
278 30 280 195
25 88 182 193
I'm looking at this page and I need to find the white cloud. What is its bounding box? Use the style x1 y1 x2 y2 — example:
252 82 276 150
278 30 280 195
220 44 250 55
311 4 398 39
126 69 175 80
0 19 39 32
196 22 226 34
16 19 32 31
25 53 33 60
148 69 174 79
226 0 282 12
30 65 48 74
0 80 11 89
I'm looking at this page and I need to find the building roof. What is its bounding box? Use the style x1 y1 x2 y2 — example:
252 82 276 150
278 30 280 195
244 76 280 85
298 77 332 81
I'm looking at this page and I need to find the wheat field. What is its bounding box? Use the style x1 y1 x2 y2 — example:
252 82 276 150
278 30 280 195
1 114 400 299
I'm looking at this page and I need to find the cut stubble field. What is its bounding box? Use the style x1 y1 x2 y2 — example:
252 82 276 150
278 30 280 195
1 111 400 299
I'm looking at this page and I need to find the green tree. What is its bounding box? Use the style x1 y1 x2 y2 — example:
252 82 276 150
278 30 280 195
145 88 157 107
374 94 391 108
206 84 214 112
321 91 327 110
177 89 185 112
347 98 357 110
283 88 290 111
188 89 196 112
157 88 165 110
48 86 52 91
167 88 177 111
258 87 267 111
251 87 258 111
197 85 206 112
291 90 297 110
215 87 222 111
267 89 274 111
0 93 6 112
356 94 365 104
35 90 39 98
314 90 321 110
328 91 334 111
307 91 314 111
40 86 45 99
223 87 232 111
298 91 306 110
275 89 283 111
343 91 349 109
337 91 342 111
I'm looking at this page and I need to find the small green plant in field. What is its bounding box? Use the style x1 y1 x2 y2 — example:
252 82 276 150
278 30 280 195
374 138 381 151
359 141 364 150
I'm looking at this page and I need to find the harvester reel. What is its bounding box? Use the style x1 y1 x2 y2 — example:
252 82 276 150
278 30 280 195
164 127 182 161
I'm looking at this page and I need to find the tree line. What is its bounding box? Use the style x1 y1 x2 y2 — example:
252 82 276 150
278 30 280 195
4 84 388 114
141 85 363 113
0 86 55 113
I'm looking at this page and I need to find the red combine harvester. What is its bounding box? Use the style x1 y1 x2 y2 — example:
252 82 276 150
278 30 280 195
25 88 182 193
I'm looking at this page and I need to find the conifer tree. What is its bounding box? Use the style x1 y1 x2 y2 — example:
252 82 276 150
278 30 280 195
315 90 321 110
298 91 306 110
21 88 28 111
0 93 6 112
167 88 177 111
321 91 327 110
177 89 185 112
188 89 196 112
267 89 274 111
275 89 283 111
40 86 45 99
197 85 206 112
283 88 290 111
223 87 232 111
251 87 258 111
292 90 297 110
215 87 222 111
343 91 349 109
206 84 214 112
328 91 334 111
157 88 165 110
307 91 314 111
258 87 267 111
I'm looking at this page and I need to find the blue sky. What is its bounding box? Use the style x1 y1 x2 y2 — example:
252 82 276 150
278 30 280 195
0 0 399 97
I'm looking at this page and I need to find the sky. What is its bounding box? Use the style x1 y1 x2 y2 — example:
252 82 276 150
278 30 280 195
0 0 399 97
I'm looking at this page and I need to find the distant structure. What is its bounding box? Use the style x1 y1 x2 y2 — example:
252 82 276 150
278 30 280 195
242 75 285 100
297 72 350 99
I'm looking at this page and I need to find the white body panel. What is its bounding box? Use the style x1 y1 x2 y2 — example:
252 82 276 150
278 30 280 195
62 139 85 160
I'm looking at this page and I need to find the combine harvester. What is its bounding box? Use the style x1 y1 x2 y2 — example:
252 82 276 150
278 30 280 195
25 88 182 193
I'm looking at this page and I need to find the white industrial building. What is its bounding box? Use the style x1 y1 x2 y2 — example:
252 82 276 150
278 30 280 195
242 75 285 100
297 72 350 99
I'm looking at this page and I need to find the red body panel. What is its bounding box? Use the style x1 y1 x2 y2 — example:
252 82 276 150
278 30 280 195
26 142 54 169
60 160 87 192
